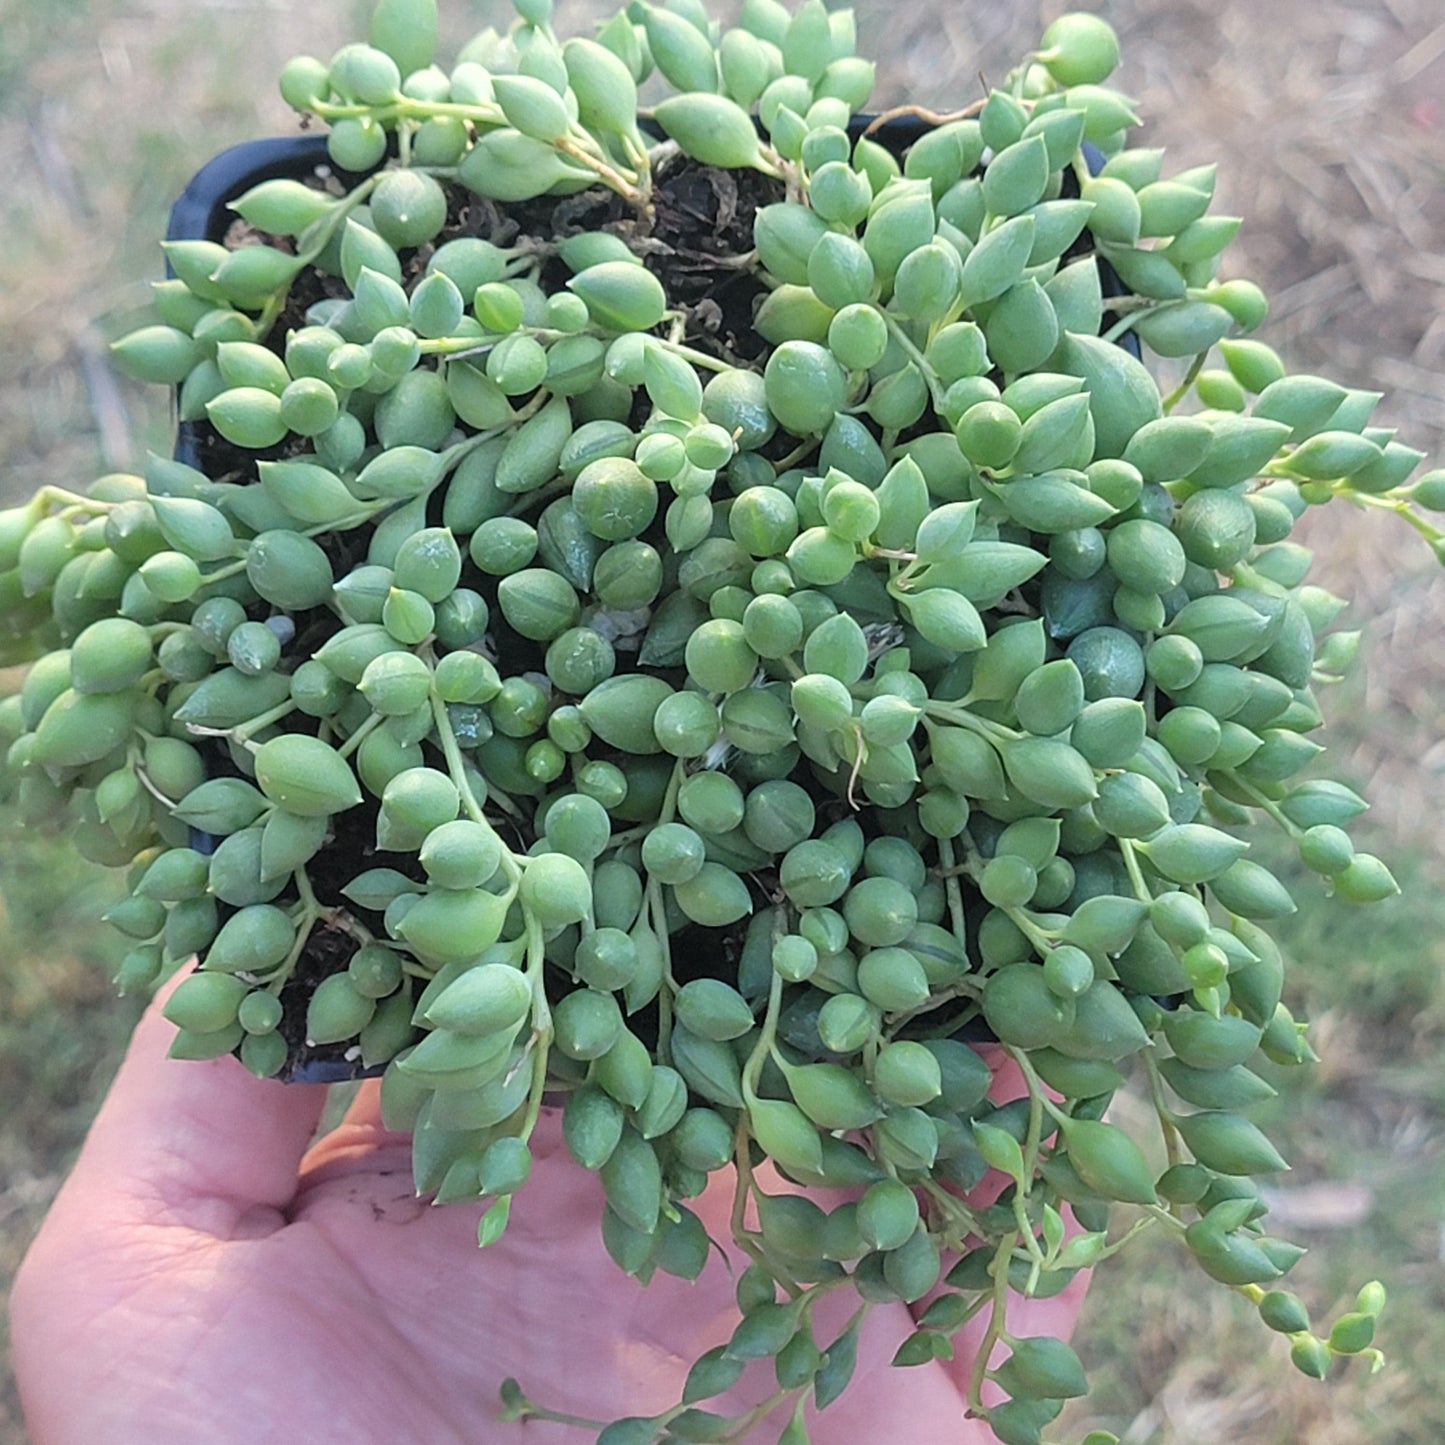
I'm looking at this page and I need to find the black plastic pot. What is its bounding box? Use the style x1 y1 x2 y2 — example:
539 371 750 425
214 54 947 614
171 137 330 473
162 119 1135 1084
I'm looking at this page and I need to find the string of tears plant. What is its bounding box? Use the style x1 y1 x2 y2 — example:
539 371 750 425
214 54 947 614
3 0 1440 1440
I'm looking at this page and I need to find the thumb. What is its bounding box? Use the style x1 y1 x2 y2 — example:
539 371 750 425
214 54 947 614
57 966 329 1238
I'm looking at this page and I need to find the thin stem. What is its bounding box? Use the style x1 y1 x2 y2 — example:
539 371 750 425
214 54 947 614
1141 1051 1184 1172
263 892 324 997
430 693 524 887
439 404 547 467
1098 1215 1162 1260
1118 836 1154 904
728 1123 775 1275
741 962 785 1100
553 135 645 204
938 834 969 955
657 758 687 826
1031 1087 1074 1130
293 864 324 917
202 504 386 589
421 328 574 364
883 979 983 1037
1012 1193 1047 1283
1161 349 1209 413
184 698 297 748
252 173 381 344
1100 307 1149 345
335 709 384 761
1223 770 1304 836
917 1176 986 1251
770 438 819 472
517 915 555 1142
863 99 986 136
503 1397 610 1433
651 336 735 374
881 311 948 411
503 473 575 522
1007 904 1059 954
36 484 105 513
1007 1045 1050 1183
647 878 676 1064
967 1233 1018 1417
923 702 1022 745
1143 1201 1188 1236
235 698 298 744
1332 488 1445 541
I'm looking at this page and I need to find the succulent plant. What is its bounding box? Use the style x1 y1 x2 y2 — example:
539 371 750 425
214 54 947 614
2 0 1433 1438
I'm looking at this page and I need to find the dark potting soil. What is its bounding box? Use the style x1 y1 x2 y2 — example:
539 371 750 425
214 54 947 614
273 917 363 1069
187 154 782 481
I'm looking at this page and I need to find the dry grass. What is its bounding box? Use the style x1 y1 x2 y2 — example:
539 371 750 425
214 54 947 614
862 0 1445 846
0 814 136 1445
0 2 1443 1443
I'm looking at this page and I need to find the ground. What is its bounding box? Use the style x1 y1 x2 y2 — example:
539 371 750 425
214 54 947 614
1 1 1443 1441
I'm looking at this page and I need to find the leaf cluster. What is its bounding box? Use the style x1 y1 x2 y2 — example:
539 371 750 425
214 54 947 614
0 0 1430 1440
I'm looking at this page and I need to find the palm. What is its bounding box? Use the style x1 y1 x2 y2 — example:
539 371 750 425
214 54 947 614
13 999 1086 1445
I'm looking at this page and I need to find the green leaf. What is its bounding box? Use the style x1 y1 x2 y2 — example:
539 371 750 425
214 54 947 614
1062 1118 1158 1204
814 1314 862 1409
972 1120 1026 1185
477 1195 512 1247
653 94 764 169
991 1335 1089 1399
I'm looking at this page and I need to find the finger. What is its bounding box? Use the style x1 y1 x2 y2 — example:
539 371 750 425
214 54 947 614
57 967 328 1238
340 1076 385 1128
297 1078 406 1183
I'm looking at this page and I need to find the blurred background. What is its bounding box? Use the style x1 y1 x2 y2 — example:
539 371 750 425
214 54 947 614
1 0 1442 1439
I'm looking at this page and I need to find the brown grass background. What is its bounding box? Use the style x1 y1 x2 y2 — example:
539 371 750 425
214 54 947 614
1 1 1442 1441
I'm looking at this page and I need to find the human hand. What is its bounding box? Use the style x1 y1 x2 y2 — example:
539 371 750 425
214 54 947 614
12 981 1088 1445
